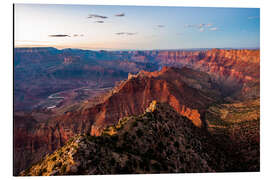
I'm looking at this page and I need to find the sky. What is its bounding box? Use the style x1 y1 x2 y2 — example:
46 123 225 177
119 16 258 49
14 4 260 50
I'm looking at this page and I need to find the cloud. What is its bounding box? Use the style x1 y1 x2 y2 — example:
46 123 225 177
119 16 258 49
185 23 212 29
176 32 183 35
184 24 197 28
115 32 137 36
199 23 213 28
185 24 205 32
73 34 84 37
88 14 108 19
157 25 165 28
185 23 218 32
209 27 219 31
115 32 125 35
248 16 259 20
48 34 70 37
199 28 205 32
115 13 125 17
49 34 84 38
95 21 104 23
126 32 137 35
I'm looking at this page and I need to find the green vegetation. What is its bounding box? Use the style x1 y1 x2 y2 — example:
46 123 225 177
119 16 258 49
51 156 57 161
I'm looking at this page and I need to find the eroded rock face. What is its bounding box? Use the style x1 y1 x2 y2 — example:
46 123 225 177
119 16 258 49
14 67 222 174
122 49 259 98
14 48 260 175
89 66 222 135
154 49 260 97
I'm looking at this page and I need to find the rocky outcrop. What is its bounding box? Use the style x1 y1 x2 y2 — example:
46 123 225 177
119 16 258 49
89 66 222 135
20 102 236 176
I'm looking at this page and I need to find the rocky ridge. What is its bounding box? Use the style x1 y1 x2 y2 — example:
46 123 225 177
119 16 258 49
20 101 238 176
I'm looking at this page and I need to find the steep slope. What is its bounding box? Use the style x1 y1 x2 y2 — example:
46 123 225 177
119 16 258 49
154 49 260 98
89 66 222 135
14 67 222 174
20 101 236 176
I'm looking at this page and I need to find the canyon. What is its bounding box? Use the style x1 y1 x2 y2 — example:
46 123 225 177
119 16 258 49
14 48 260 175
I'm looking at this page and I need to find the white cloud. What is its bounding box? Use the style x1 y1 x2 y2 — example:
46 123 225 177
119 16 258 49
199 27 205 32
157 25 165 28
115 32 137 36
185 23 218 32
209 27 218 31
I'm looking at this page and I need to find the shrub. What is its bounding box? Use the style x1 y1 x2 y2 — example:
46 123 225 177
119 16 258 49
132 121 138 127
111 135 119 144
161 163 169 171
59 151 63 156
164 130 169 137
174 141 179 148
123 132 130 141
121 160 133 174
41 168 47 173
51 156 57 161
132 159 138 168
157 142 164 151
136 129 143 138
56 161 62 167
110 158 116 166
131 135 136 141
152 162 161 171
144 148 154 159
38 170 43 176
52 163 57 170
61 164 67 172
139 161 144 169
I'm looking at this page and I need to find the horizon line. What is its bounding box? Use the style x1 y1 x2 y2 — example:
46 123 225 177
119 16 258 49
14 46 260 51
